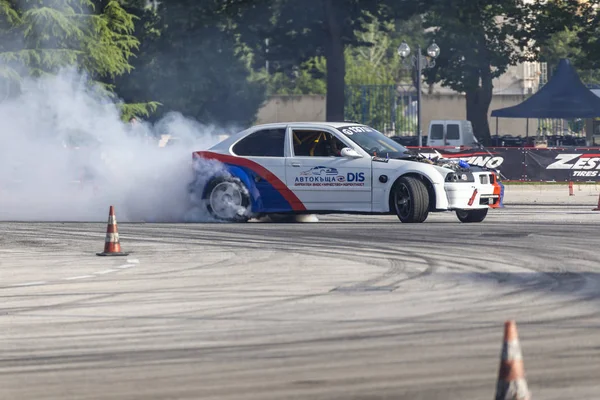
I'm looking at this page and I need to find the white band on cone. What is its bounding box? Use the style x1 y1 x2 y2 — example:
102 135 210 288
497 378 530 400
502 340 523 360
105 233 120 243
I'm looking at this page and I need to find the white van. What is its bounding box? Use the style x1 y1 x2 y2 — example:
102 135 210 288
427 120 480 148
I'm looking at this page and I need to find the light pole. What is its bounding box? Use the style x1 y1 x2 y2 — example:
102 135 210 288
398 41 440 147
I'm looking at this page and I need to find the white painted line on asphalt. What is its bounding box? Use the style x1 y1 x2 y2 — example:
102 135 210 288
127 259 139 264
10 281 47 287
64 275 95 281
95 269 116 275
118 264 134 269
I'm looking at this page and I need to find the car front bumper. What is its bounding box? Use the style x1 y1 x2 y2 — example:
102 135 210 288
443 181 500 210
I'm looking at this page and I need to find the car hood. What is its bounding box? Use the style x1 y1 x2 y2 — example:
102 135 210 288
371 155 485 182
373 156 451 171
374 153 488 171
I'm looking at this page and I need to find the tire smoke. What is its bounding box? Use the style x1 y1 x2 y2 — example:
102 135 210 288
0 68 235 222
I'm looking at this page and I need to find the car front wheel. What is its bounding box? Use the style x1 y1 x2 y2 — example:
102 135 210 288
392 176 430 223
456 208 488 223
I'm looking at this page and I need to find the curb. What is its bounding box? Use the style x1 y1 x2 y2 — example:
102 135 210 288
501 203 599 207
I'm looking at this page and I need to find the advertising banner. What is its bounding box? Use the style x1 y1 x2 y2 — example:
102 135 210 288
409 147 600 182
526 148 600 182
410 147 525 180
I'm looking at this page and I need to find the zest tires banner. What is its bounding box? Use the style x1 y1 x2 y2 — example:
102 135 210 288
409 147 600 182
526 149 600 181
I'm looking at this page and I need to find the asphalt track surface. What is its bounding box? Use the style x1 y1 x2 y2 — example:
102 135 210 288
2 206 600 399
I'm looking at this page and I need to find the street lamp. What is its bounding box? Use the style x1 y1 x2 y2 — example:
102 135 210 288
398 40 440 147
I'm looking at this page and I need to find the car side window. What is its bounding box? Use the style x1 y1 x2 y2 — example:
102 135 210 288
232 128 286 157
292 130 346 157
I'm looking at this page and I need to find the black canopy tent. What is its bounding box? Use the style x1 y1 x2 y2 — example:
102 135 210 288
490 58 600 140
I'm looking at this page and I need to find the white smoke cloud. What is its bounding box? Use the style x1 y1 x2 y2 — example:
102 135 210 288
0 67 236 222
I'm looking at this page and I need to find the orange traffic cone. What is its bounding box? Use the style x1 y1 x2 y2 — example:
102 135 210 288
568 181 574 196
97 206 129 256
495 321 531 400
593 192 600 211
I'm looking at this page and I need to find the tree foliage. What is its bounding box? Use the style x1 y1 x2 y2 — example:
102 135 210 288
1 0 598 133
226 0 429 122
261 14 415 94
537 27 600 83
420 0 532 145
530 0 600 84
0 1 138 78
255 57 327 95
574 0 600 70
0 0 157 119
345 15 399 86
112 0 266 127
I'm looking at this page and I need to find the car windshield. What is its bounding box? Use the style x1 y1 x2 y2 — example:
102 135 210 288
336 125 411 158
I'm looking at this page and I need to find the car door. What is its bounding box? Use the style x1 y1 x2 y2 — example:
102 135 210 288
285 126 372 211
230 126 300 212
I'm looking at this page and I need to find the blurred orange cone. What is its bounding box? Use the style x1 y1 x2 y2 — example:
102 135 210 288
97 206 129 256
593 192 600 211
495 321 531 400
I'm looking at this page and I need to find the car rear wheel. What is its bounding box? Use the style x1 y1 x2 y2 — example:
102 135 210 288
206 177 250 222
392 176 429 223
456 208 488 223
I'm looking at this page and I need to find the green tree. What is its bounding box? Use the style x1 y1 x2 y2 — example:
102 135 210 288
250 10 427 133
523 0 600 84
421 0 532 145
538 27 600 85
108 0 163 120
574 0 600 71
227 0 429 122
114 0 266 127
0 0 156 119
345 15 399 86
259 14 404 95
540 28 582 70
260 57 327 95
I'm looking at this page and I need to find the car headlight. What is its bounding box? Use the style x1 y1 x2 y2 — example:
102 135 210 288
445 171 474 182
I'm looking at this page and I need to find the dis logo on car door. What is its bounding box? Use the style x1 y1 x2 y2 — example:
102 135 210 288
347 172 365 182
295 168 365 186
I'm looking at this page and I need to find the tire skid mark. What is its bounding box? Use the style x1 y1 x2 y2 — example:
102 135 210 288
2 220 599 332
1 262 139 290
0 293 118 315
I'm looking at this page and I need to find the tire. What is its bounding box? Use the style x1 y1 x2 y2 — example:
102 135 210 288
205 177 250 222
391 176 430 223
456 208 488 223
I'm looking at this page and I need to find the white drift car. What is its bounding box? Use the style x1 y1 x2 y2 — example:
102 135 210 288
188 122 503 223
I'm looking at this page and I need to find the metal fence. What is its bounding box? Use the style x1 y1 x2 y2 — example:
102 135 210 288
345 82 600 139
344 84 418 136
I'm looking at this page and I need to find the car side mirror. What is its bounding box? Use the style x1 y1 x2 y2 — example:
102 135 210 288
340 147 362 159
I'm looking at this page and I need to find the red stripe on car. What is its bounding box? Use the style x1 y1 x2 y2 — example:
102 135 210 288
193 151 307 211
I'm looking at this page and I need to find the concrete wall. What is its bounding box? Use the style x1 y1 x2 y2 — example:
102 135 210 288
256 95 327 124
256 93 534 137
421 94 531 137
